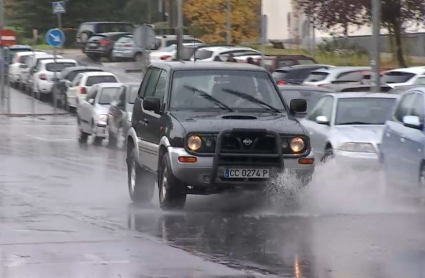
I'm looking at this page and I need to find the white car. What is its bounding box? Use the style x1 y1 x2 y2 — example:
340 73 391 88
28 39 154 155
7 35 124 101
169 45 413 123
8 51 45 86
300 92 399 168
23 53 63 90
77 83 123 145
64 71 119 110
190 46 261 61
381 67 425 88
32 59 78 100
303 66 371 87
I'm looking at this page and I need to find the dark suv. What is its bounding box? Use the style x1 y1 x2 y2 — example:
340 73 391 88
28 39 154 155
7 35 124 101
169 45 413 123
75 21 134 50
126 62 315 210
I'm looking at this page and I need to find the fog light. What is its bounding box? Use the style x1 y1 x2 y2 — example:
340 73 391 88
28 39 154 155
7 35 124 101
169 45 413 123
298 158 314 164
178 156 197 163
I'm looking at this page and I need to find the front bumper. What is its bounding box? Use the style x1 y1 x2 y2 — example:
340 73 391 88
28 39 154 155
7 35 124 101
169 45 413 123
93 123 107 138
85 47 109 56
167 129 314 194
333 150 380 170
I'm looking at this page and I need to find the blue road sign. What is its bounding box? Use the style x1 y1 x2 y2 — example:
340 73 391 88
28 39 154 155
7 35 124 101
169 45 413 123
52 1 66 14
45 29 65 47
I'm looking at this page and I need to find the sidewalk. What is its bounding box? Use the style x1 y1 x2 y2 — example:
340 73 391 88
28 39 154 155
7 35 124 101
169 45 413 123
0 86 68 116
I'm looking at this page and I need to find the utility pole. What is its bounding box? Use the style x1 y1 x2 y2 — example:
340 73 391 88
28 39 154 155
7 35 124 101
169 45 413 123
226 0 231 44
176 0 183 60
371 0 381 92
0 0 4 109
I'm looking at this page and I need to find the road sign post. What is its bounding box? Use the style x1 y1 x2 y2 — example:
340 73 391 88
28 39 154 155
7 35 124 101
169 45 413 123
45 28 65 113
52 1 65 55
0 28 16 111
133 24 155 75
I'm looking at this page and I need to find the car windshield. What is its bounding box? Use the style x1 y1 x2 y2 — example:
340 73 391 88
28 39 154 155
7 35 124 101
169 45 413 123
194 50 213 60
86 75 117 86
98 23 133 33
335 98 397 125
128 86 139 104
280 89 326 114
381 71 416 84
272 70 288 80
305 72 329 82
46 62 76 72
170 70 285 112
98 87 119 105
158 45 176 52
65 69 102 81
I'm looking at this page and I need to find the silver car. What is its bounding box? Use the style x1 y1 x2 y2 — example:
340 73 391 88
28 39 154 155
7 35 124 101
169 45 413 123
77 83 122 145
303 66 371 87
300 93 399 168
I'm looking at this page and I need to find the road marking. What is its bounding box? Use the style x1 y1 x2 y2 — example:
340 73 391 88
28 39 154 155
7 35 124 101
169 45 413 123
25 135 48 141
83 253 130 264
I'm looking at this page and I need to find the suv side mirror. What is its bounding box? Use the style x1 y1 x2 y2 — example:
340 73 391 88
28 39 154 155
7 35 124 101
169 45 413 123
402 115 422 130
88 98 95 105
290 99 307 113
143 97 161 114
316 115 329 125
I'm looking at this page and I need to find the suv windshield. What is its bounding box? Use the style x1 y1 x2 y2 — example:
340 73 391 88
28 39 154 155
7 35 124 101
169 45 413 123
86 76 117 86
46 62 76 72
170 70 285 112
335 98 397 125
98 88 119 104
381 71 416 84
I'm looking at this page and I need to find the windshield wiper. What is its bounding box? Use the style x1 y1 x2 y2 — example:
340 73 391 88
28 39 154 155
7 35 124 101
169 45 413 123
337 121 372 125
221 88 281 113
184 85 233 112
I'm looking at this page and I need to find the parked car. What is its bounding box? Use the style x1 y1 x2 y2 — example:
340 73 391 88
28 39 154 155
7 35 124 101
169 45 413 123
23 53 64 92
379 87 425 187
64 71 119 110
84 32 132 61
126 62 314 210
151 35 204 50
8 51 45 87
300 92 399 166
151 42 205 61
278 85 333 118
76 21 134 50
191 46 260 61
303 66 371 87
262 55 317 72
107 82 139 148
272 64 334 85
51 66 104 109
389 84 425 94
32 58 78 100
77 83 123 145
323 83 394 93
381 67 425 88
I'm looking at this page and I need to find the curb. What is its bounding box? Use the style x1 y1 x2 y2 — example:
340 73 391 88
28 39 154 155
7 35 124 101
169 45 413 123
0 113 69 117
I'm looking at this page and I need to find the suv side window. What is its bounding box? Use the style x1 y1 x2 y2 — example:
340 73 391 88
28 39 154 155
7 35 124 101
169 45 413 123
394 93 416 122
307 96 333 121
142 68 161 98
410 93 425 122
147 70 167 99
138 68 153 98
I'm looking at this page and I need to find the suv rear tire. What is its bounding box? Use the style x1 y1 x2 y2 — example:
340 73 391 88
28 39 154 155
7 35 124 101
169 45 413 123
158 154 187 210
127 146 155 204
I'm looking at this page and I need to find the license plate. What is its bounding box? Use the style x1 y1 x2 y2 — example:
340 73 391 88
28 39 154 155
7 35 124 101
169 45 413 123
224 168 270 178
89 43 97 47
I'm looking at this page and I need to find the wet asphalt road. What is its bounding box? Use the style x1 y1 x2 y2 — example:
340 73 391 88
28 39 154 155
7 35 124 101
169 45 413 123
2 115 425 277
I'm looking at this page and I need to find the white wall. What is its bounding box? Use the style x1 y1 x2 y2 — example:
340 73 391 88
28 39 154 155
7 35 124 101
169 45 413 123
262 0 291 40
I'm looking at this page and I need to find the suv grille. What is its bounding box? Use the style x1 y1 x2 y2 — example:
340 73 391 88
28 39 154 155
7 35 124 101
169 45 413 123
220 132 277 154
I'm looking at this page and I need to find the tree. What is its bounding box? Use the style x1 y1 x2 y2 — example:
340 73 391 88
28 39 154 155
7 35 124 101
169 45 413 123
183 0 261 43
295 0 425 67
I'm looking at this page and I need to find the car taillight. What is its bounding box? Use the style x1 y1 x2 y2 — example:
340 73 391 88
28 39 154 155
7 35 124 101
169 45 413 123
99 39 109 45
124 44 133 47
277 80 285 85
80 87 86 94
39 73 47 80
160 55 172 60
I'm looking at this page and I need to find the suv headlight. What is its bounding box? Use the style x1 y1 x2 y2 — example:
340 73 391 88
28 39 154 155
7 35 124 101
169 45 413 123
127 112 132 122
290 137 305 152
339 142 375 153
98 114 108 123
187 135 202 151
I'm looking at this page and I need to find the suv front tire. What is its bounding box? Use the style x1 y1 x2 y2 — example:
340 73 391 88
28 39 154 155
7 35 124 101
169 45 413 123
127 146 155 204
158 154 187 210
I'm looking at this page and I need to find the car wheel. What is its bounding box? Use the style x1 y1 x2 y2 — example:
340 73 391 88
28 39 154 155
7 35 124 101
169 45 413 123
89 54 101 62
158 154 187 210
127 146 155 204
91 122 103 145
107 126 117 147
77 121 89 144
134 53 143 62
321 147 334 162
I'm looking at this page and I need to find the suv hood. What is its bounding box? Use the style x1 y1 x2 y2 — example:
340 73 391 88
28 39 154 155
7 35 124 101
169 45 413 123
171 111 306 135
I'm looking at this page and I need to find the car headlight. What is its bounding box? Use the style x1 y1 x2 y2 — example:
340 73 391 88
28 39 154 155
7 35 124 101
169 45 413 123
98 114 108 123
290 137 305 152
339 142 376 153
127 112 132 122
187 135 202 151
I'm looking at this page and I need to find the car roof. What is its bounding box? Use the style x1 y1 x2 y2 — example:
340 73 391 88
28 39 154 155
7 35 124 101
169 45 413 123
93 82 122 88
278 85 334 92
152 61 267 72
15 51 44 56
8 45 32 50
385 67 425 74
82 21 132 24
276 64 334 71
63 66 102 72
328 92 399 99
40 59 77 64
155 35 195 39
81 71 116 76
311 66 371 74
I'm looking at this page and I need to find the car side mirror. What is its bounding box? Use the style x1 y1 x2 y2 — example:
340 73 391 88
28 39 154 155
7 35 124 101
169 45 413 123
316 115 330 125
88 98 95 105
402 115 422 130
290 99 307 113
143 97 161 114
